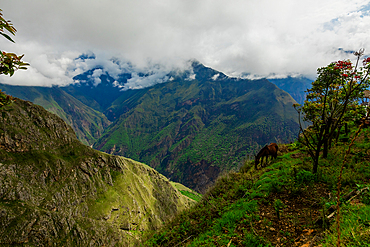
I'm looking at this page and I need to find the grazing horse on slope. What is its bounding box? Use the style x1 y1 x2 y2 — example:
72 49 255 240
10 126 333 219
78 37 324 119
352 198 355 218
254 143 278 169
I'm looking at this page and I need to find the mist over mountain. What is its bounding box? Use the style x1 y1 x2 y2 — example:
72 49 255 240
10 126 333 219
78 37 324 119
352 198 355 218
1 60 306 192
94 62 300 192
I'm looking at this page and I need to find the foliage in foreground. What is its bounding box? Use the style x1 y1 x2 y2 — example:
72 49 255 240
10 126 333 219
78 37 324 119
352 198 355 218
295 49 370 174
0 8 29 108
143 123 370 246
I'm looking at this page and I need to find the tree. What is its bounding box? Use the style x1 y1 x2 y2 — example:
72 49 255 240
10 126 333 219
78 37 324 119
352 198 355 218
0 8 29 108
295 49 370 174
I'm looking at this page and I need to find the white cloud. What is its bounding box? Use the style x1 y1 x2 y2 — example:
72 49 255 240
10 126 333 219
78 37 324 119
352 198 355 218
123 69 170 90
0 0 369 86
212 74 220 80
90 69 104 86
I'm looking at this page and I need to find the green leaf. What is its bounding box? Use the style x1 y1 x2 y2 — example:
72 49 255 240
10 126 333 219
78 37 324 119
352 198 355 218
0 32 15 43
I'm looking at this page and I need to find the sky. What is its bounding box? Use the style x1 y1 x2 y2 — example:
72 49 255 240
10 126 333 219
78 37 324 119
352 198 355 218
0 0 370 88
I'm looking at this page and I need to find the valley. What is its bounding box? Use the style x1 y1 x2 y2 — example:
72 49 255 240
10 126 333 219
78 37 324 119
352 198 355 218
0 2 367 245
0 62 303 193
1 60 369 246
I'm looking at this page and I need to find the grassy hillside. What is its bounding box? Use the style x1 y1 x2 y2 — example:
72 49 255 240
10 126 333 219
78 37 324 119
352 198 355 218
0 84 111 145
0 99 196 246
143 121 370 246
94 70 299 192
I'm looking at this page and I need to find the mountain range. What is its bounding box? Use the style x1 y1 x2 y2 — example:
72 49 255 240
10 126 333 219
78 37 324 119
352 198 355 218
0 61 309 192
2 60 369 246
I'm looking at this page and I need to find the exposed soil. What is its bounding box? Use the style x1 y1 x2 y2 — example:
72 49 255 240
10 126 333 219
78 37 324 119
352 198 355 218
253 183 330 246
222 182 330 246
251 147 331 246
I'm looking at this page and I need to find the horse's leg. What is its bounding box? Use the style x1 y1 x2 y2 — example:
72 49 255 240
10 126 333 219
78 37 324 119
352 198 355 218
263 155 267 167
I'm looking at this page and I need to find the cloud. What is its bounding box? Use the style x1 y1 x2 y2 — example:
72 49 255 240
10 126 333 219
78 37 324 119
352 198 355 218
0 0 370 86
124 72 169 90
90 69 104 86
212 74 220 80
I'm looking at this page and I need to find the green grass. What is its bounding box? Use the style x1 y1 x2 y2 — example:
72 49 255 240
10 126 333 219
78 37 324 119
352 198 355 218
143 122 370 246
143 170 272 246
188 199 260 246
179 190 202 202
322 204 370 246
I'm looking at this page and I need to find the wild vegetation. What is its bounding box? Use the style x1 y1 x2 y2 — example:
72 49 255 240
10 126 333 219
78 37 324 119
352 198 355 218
0 8 28 108
94 62 299 192
0 98 197 246
295 49 370 174
143 52 370 246
143 121 370 246
0 84 111 145
0 60 301 193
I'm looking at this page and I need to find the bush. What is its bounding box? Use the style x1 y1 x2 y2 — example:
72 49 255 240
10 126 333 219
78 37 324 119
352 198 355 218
296 170 315 184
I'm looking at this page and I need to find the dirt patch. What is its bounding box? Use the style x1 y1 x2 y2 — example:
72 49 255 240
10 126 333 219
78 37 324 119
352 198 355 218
246 183 330 246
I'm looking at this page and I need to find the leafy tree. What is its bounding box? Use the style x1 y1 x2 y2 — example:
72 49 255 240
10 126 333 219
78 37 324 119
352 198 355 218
295 49 370 174
0 8 29 108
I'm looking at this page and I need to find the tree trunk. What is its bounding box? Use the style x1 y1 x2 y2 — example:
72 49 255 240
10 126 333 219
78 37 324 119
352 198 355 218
313 143 321 174
313 156 319 174
323 138 328 158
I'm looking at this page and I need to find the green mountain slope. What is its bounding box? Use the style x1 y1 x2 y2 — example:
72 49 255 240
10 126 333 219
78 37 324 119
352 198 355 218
0 99 195 246
0 84 111 145
268 76 313 105
144 122 370 246
94 64 299 192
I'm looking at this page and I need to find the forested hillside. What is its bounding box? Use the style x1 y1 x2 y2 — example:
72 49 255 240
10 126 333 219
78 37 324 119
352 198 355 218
94 62 299 192
1 62 301 193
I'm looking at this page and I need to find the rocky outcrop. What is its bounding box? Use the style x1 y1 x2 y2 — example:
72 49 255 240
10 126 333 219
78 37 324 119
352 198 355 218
0 99 195 246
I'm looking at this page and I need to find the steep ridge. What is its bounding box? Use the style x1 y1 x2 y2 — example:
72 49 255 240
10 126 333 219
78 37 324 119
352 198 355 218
0 84 111 145
94 63 300 193
268 76 313 105
0 99 195 246
0 62 302 193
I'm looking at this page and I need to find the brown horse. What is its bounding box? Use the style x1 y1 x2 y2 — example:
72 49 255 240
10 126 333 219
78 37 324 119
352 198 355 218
254 143 278 169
